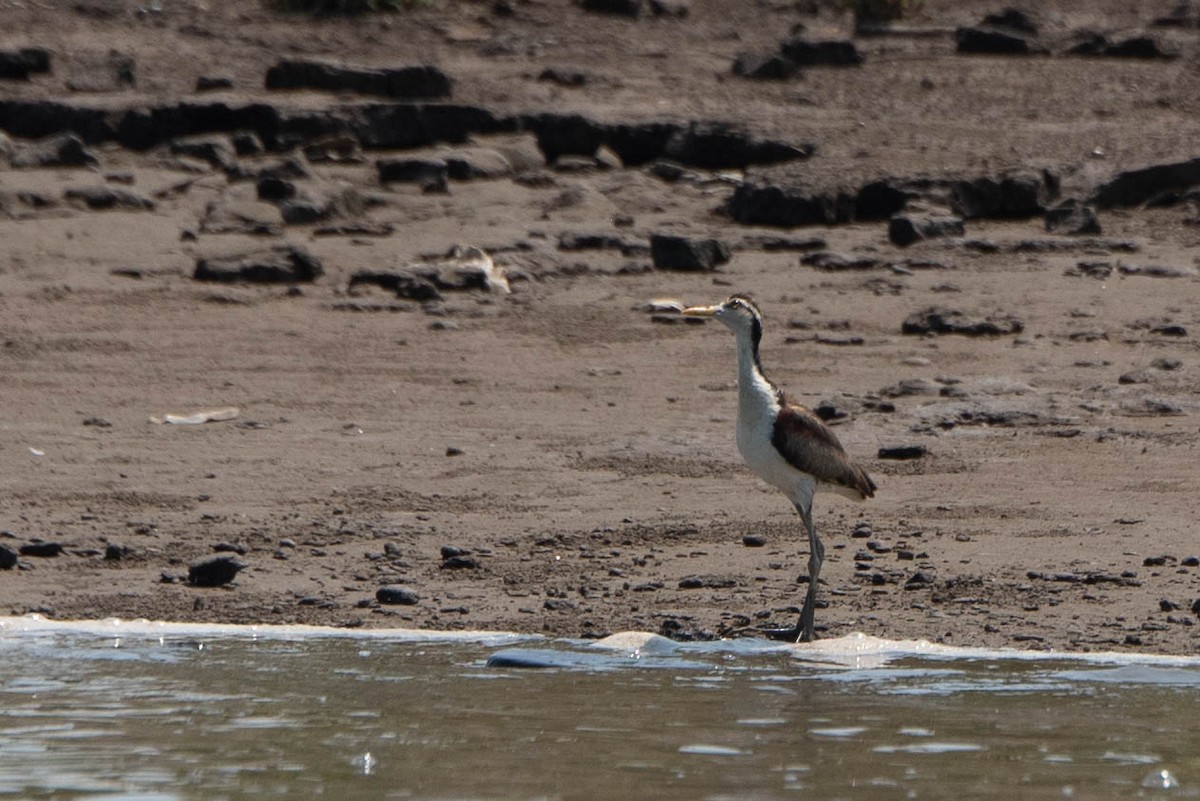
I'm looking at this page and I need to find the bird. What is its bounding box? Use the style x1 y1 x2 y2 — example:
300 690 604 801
681 294 876 642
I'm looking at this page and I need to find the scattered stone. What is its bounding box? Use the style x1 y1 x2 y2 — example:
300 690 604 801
442 555 481 570
196 75 234 92
732 51 799 80
1118 370 1152 385
1160 598 1182 612
581 0 643 16
678 575 738 589
1045 199 1101 235
950 173 1053 219
187 554 244 586
1118 262 1195 278
0 544 17 569
982 8 1039 34
955 25 1046 55
1144 555 1174 567
801 251 880 270
878 445 928 460
904 571 934 589
1152 357 1182 370
538 67 588 87
740 234 827 252
888 214 964 246
103 543 132 560
20 541 63 557
1092 157 1200 208
194 244 324 284
902 307 1023 337
212 541 248 555
376 586 419 605
377 157 449 190
265 59 452 99
1067 261 1112 279
349 270 441 302
649 233 731 272
11 132 98 168
82 416 112 427
742 534 767 547
726 182 855 227
64 186 156 211
1067 33 1177 59
663 122 812 170
0 47 52 80
170 135 237 171
779 38 864 67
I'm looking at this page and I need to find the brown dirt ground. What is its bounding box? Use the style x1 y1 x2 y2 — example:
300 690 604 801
3 0 1200 653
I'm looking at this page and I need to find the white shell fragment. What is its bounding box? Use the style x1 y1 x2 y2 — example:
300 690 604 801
150 407 240 425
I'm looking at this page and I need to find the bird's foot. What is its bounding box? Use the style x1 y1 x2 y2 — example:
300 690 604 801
759 625 812 643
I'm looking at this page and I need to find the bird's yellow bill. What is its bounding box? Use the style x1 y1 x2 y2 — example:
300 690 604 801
680 305 719 317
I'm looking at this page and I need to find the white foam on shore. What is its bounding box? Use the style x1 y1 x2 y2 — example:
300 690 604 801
2 615 1198 668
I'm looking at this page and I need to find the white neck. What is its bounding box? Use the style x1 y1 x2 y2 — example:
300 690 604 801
733 329 779 420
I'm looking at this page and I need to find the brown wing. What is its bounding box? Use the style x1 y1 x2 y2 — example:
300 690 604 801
771 403 877 499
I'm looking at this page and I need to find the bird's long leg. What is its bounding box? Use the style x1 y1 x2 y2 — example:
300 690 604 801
795 501 823 643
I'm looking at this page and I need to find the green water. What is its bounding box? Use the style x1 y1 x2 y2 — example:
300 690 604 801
0 619 1197 800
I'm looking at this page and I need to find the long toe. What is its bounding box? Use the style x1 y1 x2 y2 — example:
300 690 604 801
761 625 802 642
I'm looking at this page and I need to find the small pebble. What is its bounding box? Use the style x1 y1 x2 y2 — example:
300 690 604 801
376 586 419 606
742 534 767 547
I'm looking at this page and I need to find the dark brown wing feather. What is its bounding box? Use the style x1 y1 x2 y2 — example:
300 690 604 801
771 403 877 499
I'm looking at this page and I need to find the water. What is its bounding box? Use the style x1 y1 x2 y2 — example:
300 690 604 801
1 617 1198 800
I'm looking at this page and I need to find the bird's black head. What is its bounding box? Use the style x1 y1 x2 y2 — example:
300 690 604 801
681 293 765 361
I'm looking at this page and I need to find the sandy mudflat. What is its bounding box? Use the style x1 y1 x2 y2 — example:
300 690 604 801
2 0 1200 653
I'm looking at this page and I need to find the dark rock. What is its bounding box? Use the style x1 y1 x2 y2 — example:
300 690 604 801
664 122 812 169
64 186 155 211
855 179 910 220
902 307 1024 337
888 214 964 246
115 102 282 151
0 100 114 143
1092 157 1200 208
648 0 688 16
801 251 880 270
376 586 419 605
557 232 633 252
10 132 98 168
377 157 449 189
780 38 863 66
187 554 244 586
726 182 855 227
678 575 738 589
170 135 237 171
1118 263 1195 278
1118 370 1152 385
256 176 296 202
103 543 132 560
732 51 799 80
302 134 361 164
955 25 1045 55
356 103 505 150
581 0 643 17
982 8 1038 34
278 184 365 225
196 75 234 92
1045 199 1101 235
1154 1 1200 27
904 571 935 589
878 445 928 460
212 542 248 555
742 534 767 547
740 234 827 252
537 67 588 87
194 245 324 283
82 416 112 427
265 59 452 99
0 544 17 569
349 270 442 302
950 173 1052 219
0 47 52 80
442 555 480 570
1067 33 1177 59
1152 357 1183 370
440 545 467 559
1160 598 1182 612
650 233 731 271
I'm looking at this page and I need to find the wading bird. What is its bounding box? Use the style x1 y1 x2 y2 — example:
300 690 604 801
681 295 876 642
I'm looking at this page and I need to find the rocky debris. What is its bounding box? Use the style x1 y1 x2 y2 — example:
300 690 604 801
649 234 730 271
10 132 98 168
265 59 452 99
376 585 419 605
1045 199 1101 235
801 251 880 270
731 51 798 80
537 67 588 87
663 122 812 170
0 543 17 569
1067 32 1177 59
779 38 864 67
678 575 738 589
956 9 1047 55
187 554 244 587
888 213 964 247
1092 157 1200 208
878 445 928 460
742 534 767 547
557 232 642 254
1154 1 1200 27
1117 262 1196 278
19 540 63 557
0 47 52 80
302 134 362 164
738 234 827 252
950 172 1054 219
103 543 132 560
580 0 687 18
377 157 450 189
902 307 1024 337
194 244 324 283
64 186 156 211
982 8 1039 34
170 135 237 171
726 183 853 227
196 75 234 92
277 183 366 225
350 245 508 299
